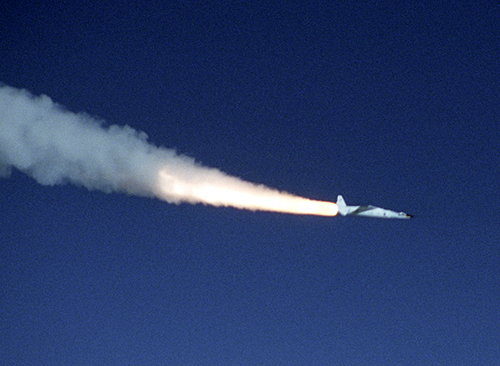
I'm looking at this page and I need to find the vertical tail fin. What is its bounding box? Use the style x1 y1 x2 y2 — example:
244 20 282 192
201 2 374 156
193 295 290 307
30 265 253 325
337 195 347 216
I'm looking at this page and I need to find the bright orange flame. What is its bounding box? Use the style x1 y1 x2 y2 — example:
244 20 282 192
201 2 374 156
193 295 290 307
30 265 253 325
156 169 338 216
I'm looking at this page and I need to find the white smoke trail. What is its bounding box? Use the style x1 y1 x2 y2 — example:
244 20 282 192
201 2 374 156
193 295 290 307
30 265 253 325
0 84 338 216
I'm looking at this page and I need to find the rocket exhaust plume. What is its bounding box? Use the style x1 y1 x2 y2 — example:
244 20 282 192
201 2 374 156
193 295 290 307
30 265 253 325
0 85 338 217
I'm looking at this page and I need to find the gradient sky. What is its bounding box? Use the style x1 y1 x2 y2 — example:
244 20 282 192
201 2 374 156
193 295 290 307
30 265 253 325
2 1 500 365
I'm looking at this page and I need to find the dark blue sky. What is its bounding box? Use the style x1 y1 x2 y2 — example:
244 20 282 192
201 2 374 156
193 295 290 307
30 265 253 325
2 1 500 365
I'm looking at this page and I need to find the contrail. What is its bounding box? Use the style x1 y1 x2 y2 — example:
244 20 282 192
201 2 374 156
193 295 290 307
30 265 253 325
0 84 338 216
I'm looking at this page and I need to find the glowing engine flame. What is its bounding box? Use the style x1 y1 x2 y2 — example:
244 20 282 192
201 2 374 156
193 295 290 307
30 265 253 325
157 170 338 216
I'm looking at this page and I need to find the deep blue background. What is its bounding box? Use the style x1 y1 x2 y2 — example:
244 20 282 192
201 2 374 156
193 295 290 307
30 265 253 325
2 1 500 365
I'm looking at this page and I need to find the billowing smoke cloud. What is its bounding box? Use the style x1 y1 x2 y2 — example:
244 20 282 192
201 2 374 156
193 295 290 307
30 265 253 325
0 84 338 216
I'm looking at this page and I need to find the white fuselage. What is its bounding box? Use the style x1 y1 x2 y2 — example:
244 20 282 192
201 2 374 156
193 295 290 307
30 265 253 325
337 195 412 219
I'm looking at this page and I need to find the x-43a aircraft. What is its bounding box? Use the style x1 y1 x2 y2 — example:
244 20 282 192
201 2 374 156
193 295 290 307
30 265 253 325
337 195 413 219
